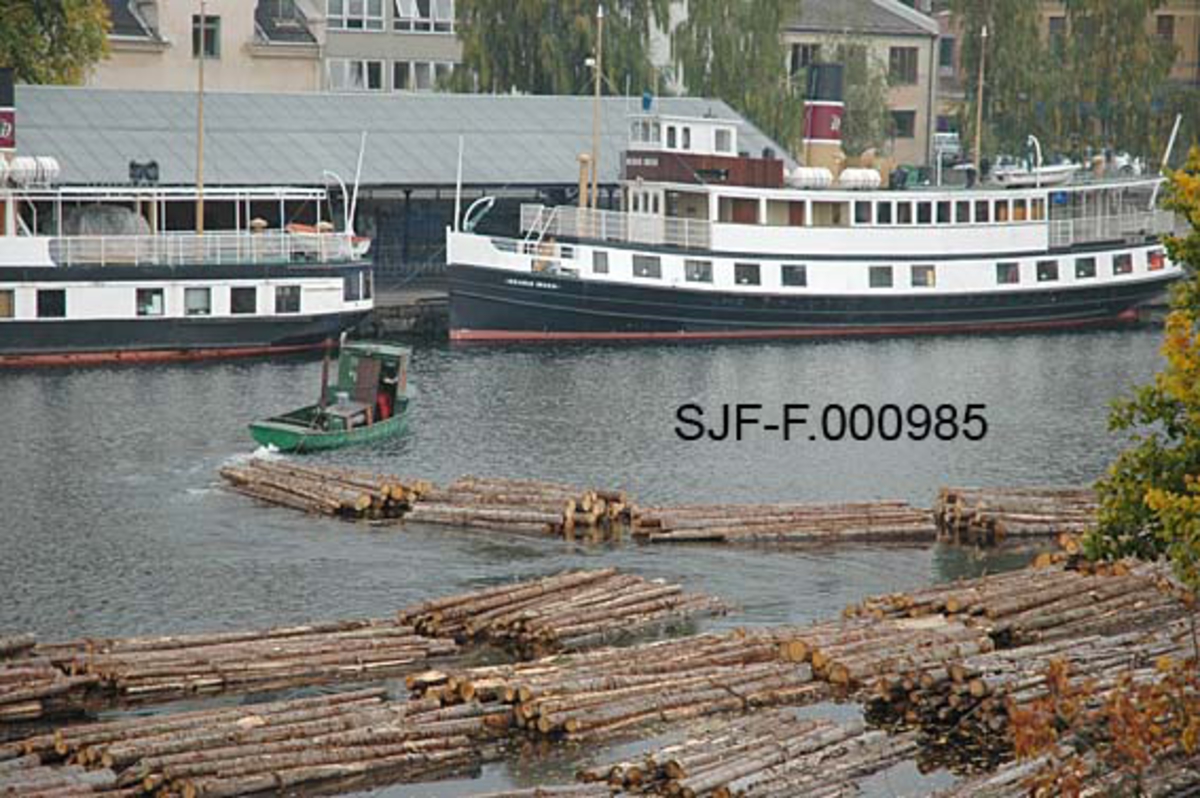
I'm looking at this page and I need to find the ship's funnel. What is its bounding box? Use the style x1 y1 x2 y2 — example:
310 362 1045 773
0 68 13 153
803 63 844 172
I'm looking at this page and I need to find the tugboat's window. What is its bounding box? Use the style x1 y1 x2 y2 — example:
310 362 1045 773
994 200 1009 222
855 202 871 225
633 255 661 278
896 203 912 225
667 126 677 149
782 264 807 287
734 263 761 285
682 127 692 150
869 266 893 288
0 290 13 319
1075 257 1097 279
185 287 212 316
875 202 892 225
231 287 257 314
937 201 951 224
1148 249 1166 271
136 288 164 317
911 265 936 288
917 202 932 224
685 259 713 283
996 262 1020 284
1113 253 1134 275
1036 260 1059 282
37 289 66 319
955 200 971 223
275 285 302 314
975 200 990 223
593 251 609 274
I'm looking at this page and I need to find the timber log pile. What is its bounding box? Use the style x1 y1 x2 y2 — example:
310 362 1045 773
408 632 827 742
0 634 100 725
631 502 935 545
934 486 1098 545
219 459 430 519
1 687 511 797
407 476 633 540
579 710 918 797
399 569 726 657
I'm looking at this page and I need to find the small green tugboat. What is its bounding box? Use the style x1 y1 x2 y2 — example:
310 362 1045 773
249 340 411 453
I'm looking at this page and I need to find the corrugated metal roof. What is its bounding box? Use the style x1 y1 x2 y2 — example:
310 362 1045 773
788 0 939 37
15 87 795 188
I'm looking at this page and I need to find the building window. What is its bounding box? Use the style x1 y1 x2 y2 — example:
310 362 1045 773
344 274 363 302
328 59 384 91
1049 16 1067 56
185 287 212 316
1036 260 1059 282
715 129 732 153
395 0 454 32
790 43 820 76
136 288 164 317
685 259 713 283
1075 257 1096 279
1113 253 1134 275
869 266 893 288
996 262 1020 285
889 47 918 85
782 264 807 287
231 287 257 315
1149 249 1166 271
434 62 453 86
275 285 302 313
633 255 661 278
0 289 12 318
917 202 932 224
896 202 912 224
734 263 760 286
192 15 220 59
393 61 411 90
911 265 936 288
414 62 433 90
938 37 955 70
975 200 990 223
891 111 916 139
593 251 609 274
1157 15 1174 42
875 202 892 225
328 0 384 30
37 289 66 319
681 127 691 150
855 201 871 225
956 200 971 223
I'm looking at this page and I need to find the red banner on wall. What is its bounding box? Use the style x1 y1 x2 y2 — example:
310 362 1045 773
0 109 13 151
803 103 844 144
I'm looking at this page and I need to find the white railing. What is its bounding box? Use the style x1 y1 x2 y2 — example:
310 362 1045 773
1048 210 1180 248
520 203 712 250
48 231 358 268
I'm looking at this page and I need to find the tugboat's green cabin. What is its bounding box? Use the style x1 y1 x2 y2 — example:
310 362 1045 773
332 341 410 408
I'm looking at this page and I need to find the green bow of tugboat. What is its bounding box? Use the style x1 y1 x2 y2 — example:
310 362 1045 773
249 340 412 453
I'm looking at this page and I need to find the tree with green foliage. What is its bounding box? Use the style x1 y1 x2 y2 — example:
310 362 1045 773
823 40 890 159
0 0 110 85
671 0 805 157
453 0 667 96
1089 147 1200 590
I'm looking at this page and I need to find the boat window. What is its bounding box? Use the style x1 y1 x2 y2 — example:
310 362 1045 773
1113 253 1133 275
1075 257 1097 279
633 255 662 278
364 272 373 300
652 121 661 143
275 285 302 314
651 195 660 215
0 290 13 319
996 262 1020 285
667 126 677 149
875 202 892 225
734 263 761 285
869 266 893 288
1013 199 1028 221
136 288 165 317
781 264 807 287
937 201 951 224
854 201 871 225
896 203 912 225
559 245 575 260
344 274 363 302
491 238 518 253
685 259 713 283
593 251 609 274
1149 249 1166 271
994 200 1009 222
917 202 932 224
185 287 212 316
682 127 691 150
955 200 971 223
231 286 257 315
976 200 991 223
1031 198 1046 221
1036 259 1059 282
911 264 936 288
37 289 66 319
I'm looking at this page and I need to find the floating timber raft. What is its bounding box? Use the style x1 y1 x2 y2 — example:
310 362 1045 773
399 568 726 657
934 485 1098 544
219 459 430 519
631 501 935 544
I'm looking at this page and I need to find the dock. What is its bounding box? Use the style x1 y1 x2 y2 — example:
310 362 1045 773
359 285 449 339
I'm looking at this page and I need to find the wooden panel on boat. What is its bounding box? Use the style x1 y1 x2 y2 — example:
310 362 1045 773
624 150 784 189
732 199 758 225
353 357 381 404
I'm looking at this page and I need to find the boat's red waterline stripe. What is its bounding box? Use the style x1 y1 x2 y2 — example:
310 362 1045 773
0 342 324 369
451 314 1139 343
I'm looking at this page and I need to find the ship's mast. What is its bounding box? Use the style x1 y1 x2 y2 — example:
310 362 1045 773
590 4 604 210
196 0 207 234
973 24 987 177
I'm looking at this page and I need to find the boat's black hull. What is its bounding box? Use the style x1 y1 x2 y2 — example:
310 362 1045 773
449 263 1173 342
0 311 370 367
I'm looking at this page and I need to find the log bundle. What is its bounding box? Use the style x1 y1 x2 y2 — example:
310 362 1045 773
407 476 632 541
219 459 429 519
399 569 726 657
0 634 100 726
631 502 935 545
934 486 1098 545
579 710 918 797
407 632 827 742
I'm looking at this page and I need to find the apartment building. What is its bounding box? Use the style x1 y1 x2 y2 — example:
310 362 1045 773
323 0 462 92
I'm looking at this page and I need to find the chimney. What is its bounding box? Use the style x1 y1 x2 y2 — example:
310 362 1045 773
802 63 845 172
0 68 13 154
